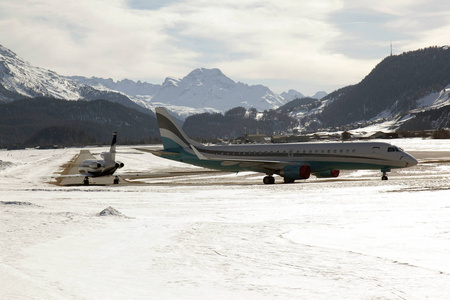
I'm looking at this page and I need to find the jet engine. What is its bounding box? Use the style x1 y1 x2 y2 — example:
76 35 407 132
314 170 340 178
116 161 125 168
281 165 311 180
89 162 103 169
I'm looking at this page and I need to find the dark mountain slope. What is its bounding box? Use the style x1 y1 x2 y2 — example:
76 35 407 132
0 97 158 147
399 106 450 131
320 46 450 127
183 107 298 140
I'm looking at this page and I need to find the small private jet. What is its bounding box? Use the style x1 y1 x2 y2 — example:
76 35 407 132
57 132 124 185
151 107 418 184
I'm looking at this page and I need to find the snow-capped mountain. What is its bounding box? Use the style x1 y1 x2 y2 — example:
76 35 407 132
70 68 288 115
280 89 305 102
0 45 81 101
279 89 327 102
0 44 148 113
156 68 287 111
311 91 328 100
66 76 160 97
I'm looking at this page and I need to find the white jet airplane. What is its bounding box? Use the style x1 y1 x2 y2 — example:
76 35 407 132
57 132 124 185
151 107 418 184
77 132 124 185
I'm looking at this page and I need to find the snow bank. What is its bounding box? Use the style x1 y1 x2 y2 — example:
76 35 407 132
98 206 128 218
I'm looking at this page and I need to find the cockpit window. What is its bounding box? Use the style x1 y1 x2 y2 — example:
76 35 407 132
388 146 403 152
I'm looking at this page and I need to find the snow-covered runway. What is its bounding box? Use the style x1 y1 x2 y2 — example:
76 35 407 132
1 139 450 299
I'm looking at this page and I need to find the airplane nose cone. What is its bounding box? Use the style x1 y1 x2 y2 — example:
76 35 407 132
406 154 418 167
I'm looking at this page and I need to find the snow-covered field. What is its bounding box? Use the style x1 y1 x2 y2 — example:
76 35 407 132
1 139 450 299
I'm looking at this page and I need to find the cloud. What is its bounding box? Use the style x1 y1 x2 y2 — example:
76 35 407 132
344 0 450 52
1 0 449 95
161 0 374 91
0 0 197 79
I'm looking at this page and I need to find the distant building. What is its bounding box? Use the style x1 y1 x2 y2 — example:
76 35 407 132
369 131 399 139
341 131 352 141
233 134 269 144
272 135 310 143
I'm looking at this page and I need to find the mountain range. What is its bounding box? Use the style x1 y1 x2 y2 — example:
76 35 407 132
278 46 450 134
1 43 450 146
68 69 326 118
0 45 151 115
1 43 327 119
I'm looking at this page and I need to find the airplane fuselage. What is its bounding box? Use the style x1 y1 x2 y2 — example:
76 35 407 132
160 141 416 175
78 159 119 177
77 144 123 179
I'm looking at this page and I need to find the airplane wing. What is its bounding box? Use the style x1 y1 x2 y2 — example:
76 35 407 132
190 145 289 173
64 150 96 174
53 174 91 178
133 147 181 157
117 170 224 180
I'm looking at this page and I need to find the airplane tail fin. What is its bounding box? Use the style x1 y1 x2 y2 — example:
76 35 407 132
109 132 117 160
155 107 200 151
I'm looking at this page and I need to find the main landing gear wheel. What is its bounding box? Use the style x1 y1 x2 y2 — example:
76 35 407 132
381 172 388 180
83 177 90 185
263 175 275 184
113 176 119 185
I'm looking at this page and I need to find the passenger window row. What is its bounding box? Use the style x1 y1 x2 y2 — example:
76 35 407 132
219 149 358 156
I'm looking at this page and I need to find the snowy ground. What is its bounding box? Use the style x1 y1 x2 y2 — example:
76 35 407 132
1 139 450 299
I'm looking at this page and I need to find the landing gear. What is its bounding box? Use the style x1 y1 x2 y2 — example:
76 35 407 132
113 176 119 185
283 178 295 184
381 172 388 181
83 177 90 185
263 175 275 184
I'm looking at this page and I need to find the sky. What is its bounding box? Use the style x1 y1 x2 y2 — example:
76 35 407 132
1 0 449 96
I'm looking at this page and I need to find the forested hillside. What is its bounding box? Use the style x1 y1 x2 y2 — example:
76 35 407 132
183 107 298 140
0 98 158 148
399 106 450 131
320 46 450 127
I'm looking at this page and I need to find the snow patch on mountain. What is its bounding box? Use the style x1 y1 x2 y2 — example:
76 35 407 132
280 89 304 102
330 86 450 134
132 95 220 119
312 91 328 99
67 76 160 97
415 85 450 111
0 45 81 101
